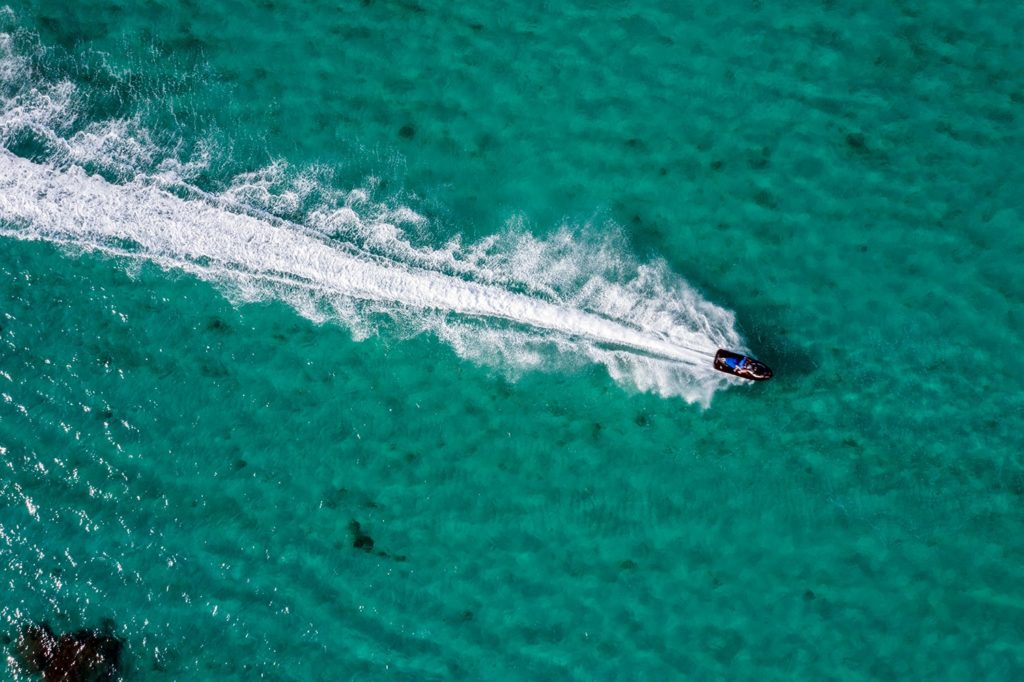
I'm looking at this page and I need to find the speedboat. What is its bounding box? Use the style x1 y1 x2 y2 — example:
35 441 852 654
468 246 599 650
713 349 773 381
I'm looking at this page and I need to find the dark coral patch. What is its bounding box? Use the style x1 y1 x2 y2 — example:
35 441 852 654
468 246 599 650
845 133 867 151
15 621 123 682
398 123 416 139
753 188 777 209
349 520 374 552
207 317 229 332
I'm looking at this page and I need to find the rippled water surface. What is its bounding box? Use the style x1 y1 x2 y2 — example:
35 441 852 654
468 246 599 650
1 1 1023 679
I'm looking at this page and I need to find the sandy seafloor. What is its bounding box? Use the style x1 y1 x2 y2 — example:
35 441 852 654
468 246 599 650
1 0 1023 679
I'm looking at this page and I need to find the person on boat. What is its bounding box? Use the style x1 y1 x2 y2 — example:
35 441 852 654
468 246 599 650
713 348 772 381
725 355 748 372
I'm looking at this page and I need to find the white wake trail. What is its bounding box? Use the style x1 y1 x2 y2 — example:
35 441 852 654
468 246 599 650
0 21 746 404
0 151 714 367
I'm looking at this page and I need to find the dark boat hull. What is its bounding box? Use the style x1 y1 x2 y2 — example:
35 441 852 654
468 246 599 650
714 349 773 381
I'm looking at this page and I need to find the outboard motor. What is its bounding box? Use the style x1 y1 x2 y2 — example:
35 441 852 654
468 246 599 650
713 349 773 381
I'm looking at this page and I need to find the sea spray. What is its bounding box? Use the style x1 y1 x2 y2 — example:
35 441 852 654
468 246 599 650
0 21 745 404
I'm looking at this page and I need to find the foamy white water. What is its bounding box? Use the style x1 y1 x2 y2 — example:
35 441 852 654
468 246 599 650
0 24 745 404
0 150 745 402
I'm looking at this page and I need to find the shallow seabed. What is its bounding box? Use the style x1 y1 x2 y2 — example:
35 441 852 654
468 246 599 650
1 1 1023 679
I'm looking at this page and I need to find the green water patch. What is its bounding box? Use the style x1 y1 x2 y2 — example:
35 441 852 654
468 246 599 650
2 0 1024 678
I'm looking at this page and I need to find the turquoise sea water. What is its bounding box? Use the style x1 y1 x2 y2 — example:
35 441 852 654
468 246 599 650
1 1 1023 679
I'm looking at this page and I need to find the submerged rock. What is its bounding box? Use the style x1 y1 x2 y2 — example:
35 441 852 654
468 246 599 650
14 621 123 682
348 520 407 561
349 520 375 552
15 623 55 673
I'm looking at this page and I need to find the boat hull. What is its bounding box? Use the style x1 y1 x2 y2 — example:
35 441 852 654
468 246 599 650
713 349 773 381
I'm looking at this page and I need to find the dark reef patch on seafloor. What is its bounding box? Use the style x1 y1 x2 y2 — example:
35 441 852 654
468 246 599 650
13 620 123 682
349 519 407 562
350 519 376 552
